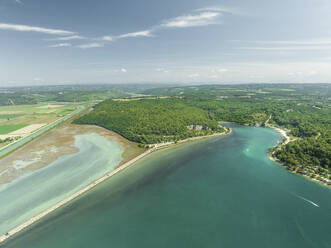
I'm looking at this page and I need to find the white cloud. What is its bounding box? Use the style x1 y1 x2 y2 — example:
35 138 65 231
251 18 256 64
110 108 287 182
233 39 331 51
49 43 71 48
0 23 74 35
218 68 228 73
33 77 43 82
101 30 153 42
121 68 127 73
161 12 221 28
155 68 169 73
118 30 153 38
77 42 104 49
210 68 228 74
102 36 113 41
47 35 85 41
194 6 234 14
188 73 200 78
246 39 331 46
96 7 228 46
14 0 22 4
237 46 331 50
309 70 318 75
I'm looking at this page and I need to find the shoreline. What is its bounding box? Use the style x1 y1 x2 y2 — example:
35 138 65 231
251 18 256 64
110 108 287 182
267 125 330 188
0 128 231 244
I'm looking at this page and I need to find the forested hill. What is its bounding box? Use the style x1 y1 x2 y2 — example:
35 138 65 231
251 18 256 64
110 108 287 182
75 84 330 186
74 98 225 144
142 84 331 185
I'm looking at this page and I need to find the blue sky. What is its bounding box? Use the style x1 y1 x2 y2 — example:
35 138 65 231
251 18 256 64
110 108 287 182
1 0 331 86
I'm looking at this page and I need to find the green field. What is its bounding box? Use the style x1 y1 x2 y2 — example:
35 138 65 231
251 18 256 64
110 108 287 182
0 114 23 119
0 102 83 126
0 124 27 134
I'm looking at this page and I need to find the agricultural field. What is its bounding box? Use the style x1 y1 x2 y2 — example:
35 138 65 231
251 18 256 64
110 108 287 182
0 102 78 126
0 124 27 135
0 102 85 147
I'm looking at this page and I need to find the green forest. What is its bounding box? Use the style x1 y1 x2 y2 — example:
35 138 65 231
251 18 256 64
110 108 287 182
75 84 330 185
74 99 225 144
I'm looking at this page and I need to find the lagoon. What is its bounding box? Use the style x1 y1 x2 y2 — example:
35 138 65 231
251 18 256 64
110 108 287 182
3 125 331 247
0 133 123 235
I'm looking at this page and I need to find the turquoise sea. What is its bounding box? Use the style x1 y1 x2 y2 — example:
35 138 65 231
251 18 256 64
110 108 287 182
3 125 331 247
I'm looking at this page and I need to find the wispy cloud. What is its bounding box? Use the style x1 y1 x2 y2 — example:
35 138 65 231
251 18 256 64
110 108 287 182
194 6 234 14
188 73 200 78
33 77 43 82
99 7 226 46
14 0 22 4
121 68 127 72
49 43 71 48
100 29 153 42
40 6 230 49
0 23 74 35
155 68 169 73
161 12 221 28
244 39 331 46
118 30 153 38
237 46 331 50
77 42 104 49
102 36 113 41
233 39 331 51
47 35 85 41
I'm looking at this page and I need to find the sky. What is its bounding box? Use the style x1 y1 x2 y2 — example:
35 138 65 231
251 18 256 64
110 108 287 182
1 0 331 86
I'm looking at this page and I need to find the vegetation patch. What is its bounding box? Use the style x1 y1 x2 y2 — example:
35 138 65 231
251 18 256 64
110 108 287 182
0 114 23 119
0 124 27 134
141 84 330 185
74 98 225 144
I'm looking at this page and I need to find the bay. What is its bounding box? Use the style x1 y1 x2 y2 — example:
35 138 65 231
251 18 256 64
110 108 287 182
3 125 331 248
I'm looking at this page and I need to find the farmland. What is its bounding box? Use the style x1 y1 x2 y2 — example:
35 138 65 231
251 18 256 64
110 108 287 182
0 124 27 135
0 102 86 147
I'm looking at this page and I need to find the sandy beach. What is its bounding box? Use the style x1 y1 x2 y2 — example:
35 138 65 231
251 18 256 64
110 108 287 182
267 125 290 161
271 126 290 145
267 126 330 188
0 128 230 243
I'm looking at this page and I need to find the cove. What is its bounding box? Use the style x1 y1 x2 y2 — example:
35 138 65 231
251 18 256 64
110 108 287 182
3 125 331 248
0 133 123 235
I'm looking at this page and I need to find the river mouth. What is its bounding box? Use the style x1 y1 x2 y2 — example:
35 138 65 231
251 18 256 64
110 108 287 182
3 125 331 248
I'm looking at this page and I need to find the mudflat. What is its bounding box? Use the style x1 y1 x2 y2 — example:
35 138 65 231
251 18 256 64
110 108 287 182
0 123 144 185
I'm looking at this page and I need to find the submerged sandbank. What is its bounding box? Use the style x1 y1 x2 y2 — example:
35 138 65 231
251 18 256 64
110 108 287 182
3 124 331 248
0 128 230 243
0 132 125 242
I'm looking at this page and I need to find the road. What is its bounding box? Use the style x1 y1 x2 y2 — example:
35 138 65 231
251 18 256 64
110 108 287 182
0 105 86 158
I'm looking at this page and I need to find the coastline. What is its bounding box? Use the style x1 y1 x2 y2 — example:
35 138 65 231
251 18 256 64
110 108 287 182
267 125 330 188
0 128 231 244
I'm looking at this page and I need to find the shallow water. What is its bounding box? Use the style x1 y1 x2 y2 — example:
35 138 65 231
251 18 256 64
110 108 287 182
3 125 331 248
0 108 82 158
0 133 123 234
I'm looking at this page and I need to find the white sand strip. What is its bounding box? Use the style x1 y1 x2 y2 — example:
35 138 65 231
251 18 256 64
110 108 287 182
272 127 290 144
